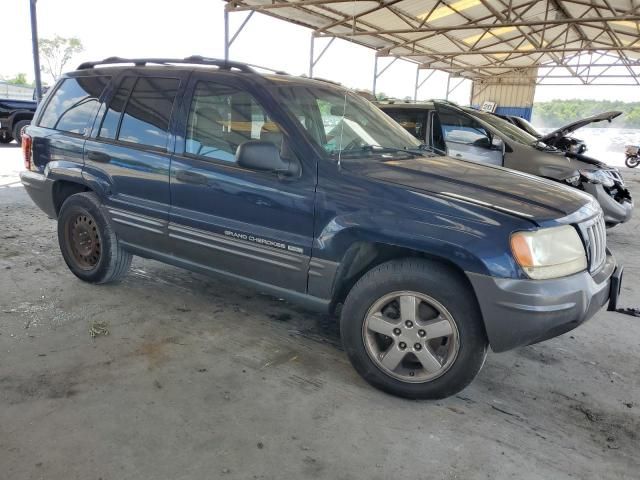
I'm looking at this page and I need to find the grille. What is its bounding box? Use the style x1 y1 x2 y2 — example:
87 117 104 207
584 214 607 272
602 168 624 185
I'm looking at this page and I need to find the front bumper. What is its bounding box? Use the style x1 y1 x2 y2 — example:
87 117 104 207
583 182 633 226
467 251 620 352
20 170 57 218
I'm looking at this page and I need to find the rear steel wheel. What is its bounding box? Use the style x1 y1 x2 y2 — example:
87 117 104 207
57 192 132 284
65 212 102 271
363 291 459 383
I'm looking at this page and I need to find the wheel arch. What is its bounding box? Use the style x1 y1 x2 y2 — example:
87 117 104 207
8 110 34 130
52 179 92 217
328 237 480 314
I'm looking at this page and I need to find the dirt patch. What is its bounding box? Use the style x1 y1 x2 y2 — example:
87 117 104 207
0 372 78 404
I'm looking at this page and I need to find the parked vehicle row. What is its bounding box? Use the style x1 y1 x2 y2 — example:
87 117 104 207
0 97 36 145
496 110 622 155
379 101 633 227
21 57 623 399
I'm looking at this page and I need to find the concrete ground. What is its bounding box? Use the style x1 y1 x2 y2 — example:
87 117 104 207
1 141 639 480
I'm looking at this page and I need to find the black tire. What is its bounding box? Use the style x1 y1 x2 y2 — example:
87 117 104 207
625 156 639 169
12 120 30 146
57 192 132 284
340 258 488 399
0 133 13 144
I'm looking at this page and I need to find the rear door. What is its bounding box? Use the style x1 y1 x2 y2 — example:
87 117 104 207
83 72 188 251
169 74 316 292
433 104 503 166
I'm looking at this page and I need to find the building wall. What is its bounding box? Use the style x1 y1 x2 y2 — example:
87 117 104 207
470 68 537 120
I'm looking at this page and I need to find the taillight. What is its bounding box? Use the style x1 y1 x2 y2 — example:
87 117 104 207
21 131 32 170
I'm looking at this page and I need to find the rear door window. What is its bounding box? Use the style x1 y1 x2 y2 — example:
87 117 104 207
38 76 111 134
98 77 136 140
98 76 179 150
118 77 179 149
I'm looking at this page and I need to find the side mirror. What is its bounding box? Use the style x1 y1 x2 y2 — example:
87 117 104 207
236 141 293 174
472 137 492 149
491 136 505 153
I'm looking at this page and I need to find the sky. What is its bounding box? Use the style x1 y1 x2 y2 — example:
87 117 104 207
3 0 639 104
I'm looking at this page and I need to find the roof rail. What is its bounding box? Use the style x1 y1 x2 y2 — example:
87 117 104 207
76 55 256 73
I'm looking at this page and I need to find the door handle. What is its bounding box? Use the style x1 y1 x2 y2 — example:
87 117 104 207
175 170 208 185
87 151 110 163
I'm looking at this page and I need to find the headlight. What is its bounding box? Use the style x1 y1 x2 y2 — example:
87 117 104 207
580 169 615 188
510 225 587 279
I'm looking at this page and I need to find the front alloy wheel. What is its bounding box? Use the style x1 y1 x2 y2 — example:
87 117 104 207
363 291 459 383
340 259 488 399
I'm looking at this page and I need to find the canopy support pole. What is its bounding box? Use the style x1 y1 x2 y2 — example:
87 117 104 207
30 0 43 101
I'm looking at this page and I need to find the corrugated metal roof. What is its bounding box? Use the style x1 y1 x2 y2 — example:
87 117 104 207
224 0 640 84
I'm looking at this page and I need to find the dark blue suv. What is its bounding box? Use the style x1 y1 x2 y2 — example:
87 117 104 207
20 57 622 399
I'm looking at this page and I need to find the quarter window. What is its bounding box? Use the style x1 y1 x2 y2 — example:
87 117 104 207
38 76 110 134
185 82 281 163
383 109 426 140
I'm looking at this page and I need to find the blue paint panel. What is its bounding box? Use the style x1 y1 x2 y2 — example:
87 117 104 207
470 105 533 121
494 106 533 121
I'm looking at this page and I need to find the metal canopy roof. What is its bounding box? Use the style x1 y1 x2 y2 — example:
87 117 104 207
224 0 640 85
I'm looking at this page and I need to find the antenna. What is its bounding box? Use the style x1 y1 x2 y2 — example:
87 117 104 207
336 0 357 169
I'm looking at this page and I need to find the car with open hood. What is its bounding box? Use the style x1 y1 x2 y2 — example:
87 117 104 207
496 110 622 155
20 57 622 399
380 101 632 227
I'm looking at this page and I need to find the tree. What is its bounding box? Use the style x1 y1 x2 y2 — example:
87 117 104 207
3 73 30 85
38 35 84 81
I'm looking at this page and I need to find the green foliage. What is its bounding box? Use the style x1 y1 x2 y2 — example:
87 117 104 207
3 73 30 86
38 35 84 81
532 100 640 129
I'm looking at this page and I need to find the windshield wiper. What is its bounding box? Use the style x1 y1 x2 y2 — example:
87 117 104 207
331 145 424 157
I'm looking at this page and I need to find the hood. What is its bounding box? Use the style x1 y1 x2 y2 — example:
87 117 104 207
0 98 37 111
346 155 591 222
540 111 622 142
504 143 608 178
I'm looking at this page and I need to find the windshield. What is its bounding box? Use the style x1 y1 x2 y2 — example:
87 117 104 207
270 83 422 158
464 108 542 147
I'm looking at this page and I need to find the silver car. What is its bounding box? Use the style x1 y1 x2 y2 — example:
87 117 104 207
380 101 633 227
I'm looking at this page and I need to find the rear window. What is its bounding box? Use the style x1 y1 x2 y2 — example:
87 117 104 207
98 76 179 150
38 76 110 134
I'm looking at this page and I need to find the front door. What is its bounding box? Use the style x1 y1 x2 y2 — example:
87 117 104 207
169 75 316 292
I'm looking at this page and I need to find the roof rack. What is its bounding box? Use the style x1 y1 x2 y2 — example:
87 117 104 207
76 55 256 73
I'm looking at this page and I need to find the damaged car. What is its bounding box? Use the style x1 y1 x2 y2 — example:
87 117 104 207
380 101 632 227
496 110 622 155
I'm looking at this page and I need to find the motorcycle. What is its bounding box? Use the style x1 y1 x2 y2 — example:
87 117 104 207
625 145 639 168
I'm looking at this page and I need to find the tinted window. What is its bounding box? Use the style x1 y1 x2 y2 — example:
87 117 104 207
99 76 136 140
439 109 491 145
384 109 426 140
117 77 179 149
185 82 281 163
39 76 110 134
